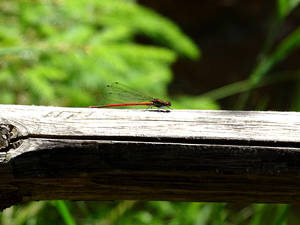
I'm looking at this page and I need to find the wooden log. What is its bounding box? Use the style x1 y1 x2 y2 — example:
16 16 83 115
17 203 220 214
1 104 300 209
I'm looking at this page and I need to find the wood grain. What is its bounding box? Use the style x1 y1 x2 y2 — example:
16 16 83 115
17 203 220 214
1 104 300 209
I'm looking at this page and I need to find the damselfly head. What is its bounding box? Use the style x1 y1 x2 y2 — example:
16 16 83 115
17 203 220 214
151 98 171 108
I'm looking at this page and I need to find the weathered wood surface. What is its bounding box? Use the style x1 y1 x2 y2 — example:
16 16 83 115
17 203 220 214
1 104 300 209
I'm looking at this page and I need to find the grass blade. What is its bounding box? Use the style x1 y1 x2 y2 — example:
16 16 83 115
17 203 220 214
55 200 76 225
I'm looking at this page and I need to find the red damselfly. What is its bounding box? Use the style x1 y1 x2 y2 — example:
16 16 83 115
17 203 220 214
89 82 171 109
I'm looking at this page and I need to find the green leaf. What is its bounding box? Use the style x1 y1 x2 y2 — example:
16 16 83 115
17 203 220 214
48 26 94 45
0 26 23 46
55 200 76 225
250 25 300 84
94 0 200 59
0 47 38 57
248 204 265 225
0 91 15 104
273 205 290 225
26 68 56 102
277 0 300 19
91 26 133 43
56 86 94 106
28 65 68 81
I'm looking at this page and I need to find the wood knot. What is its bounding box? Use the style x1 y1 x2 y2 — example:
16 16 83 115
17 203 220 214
0 124 20 151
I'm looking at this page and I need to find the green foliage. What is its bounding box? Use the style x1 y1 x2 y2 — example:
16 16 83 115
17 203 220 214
173 95 220 109
250 25 300 85
277 0 300 19
0 0 200 106
248 204 290 225
200 0 300 110
55 201 76 225
0 201 292 225
248 0 300 89
0 202 46 225
1 0 299 224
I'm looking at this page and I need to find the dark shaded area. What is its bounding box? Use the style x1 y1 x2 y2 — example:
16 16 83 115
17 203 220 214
4 138 300 210
140 0 300 109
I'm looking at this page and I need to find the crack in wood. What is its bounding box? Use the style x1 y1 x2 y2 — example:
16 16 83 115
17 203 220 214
13 134 300 149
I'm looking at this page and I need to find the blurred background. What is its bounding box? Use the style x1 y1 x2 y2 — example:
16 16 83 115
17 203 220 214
1 0 300 224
